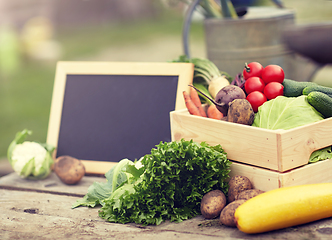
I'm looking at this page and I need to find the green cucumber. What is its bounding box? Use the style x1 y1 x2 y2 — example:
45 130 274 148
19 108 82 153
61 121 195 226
282 79 317 97
303 85 332 97
307 91 332 118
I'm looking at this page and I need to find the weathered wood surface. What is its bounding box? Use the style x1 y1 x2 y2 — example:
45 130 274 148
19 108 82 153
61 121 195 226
0 172 106 197
1 173 332 239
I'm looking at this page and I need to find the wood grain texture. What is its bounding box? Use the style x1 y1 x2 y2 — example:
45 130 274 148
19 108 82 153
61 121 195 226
46 61 194 175
171 109 332 172
1 175 331 239
230 159 332 191
0 172 106 196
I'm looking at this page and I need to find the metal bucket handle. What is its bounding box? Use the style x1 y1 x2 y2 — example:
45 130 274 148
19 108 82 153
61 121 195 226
181 0 321 82
182 0 201 59
182 0 284 58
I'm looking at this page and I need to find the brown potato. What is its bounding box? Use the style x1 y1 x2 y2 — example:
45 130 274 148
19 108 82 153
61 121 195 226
200 190 227 219
220 199 246 227
227 99 255 125
235 189 265 201
54 155 85 185
227 175 253 203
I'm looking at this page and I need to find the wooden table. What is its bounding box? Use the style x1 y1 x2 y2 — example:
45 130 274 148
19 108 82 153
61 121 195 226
1 172 332 239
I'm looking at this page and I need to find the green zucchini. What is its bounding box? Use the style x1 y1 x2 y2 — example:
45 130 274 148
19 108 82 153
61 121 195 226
307 91 332 118
282 79 317 97
303 85 332 97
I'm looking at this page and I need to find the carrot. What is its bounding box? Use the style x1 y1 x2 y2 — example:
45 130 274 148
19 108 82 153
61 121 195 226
183 91 202 116
207 104 223 120
190 87 207 117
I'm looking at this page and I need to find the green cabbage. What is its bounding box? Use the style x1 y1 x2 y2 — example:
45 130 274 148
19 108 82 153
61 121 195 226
252 95 324 130
7 129 55 179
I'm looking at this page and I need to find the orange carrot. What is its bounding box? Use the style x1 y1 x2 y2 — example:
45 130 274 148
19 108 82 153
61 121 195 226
207 104 223 120
190 87 207 117
183 91 202 116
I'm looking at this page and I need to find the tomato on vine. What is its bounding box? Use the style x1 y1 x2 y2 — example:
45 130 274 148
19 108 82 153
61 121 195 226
264 82 284 100
243 62 263 80
244 77 265 94
261 65 285 84
246 91 267 112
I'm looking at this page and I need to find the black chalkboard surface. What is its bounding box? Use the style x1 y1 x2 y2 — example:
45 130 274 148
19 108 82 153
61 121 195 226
47 61 194 174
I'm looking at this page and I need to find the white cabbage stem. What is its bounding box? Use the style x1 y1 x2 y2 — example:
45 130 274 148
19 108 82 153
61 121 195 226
208 76 230 99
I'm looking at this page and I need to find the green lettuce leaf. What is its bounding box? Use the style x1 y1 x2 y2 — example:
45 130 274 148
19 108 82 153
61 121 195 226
252 95 324 130
99 139 230 225
72 158 135 208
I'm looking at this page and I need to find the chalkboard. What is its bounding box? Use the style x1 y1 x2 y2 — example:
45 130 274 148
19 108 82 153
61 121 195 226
46 61 194 174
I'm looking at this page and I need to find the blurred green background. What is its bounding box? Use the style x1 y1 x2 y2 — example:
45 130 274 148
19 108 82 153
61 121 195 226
0 0 332 161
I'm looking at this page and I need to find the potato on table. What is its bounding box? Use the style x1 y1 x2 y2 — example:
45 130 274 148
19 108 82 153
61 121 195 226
200 189 227 219
54 155 85 185
235 189 265 201
220 199 246 227
227 175 253 203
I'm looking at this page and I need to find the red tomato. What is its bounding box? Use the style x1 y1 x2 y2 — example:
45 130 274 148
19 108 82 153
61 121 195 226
264 82 284 100
261 65 285 84
242 62 263 80
246 91 267 112
244 77 265 95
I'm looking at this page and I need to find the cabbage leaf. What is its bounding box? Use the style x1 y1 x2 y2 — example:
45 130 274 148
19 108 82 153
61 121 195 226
72 158 137 208
252 95 324 130
309 146 332 163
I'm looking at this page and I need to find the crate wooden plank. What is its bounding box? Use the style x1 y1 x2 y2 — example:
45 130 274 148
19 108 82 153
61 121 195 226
279 117 332 171
229 161 281 191
170 109 332 172
170 109 280 170
230 159 332 191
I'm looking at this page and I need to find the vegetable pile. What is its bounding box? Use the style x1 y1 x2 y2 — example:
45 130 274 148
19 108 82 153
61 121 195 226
200 175 265 227
180 57 332 163
73 139 231 225
201 176 332 235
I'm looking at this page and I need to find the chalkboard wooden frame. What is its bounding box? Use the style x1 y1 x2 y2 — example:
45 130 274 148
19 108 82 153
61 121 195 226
46 61 194 174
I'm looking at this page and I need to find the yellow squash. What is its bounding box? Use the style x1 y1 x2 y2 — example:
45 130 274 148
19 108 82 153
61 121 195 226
234 183 332 234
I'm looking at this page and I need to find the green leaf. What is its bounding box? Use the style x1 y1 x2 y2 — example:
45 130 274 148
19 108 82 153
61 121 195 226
99 139 230 225
72 158 135 208
253 96 324 130
309 146 332 163
29 151 54 180
20 158 35 178
7 129 32 165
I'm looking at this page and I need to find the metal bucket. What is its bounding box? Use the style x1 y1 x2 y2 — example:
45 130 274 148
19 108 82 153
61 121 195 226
183 4 320 81
205 7 295 78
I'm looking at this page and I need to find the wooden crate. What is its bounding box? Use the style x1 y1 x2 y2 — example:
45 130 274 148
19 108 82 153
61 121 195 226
229 160 332 191
170 109 332 190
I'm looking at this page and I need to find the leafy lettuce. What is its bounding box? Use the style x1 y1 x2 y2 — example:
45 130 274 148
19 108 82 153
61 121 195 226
74 139 230 225
252 95 324 130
